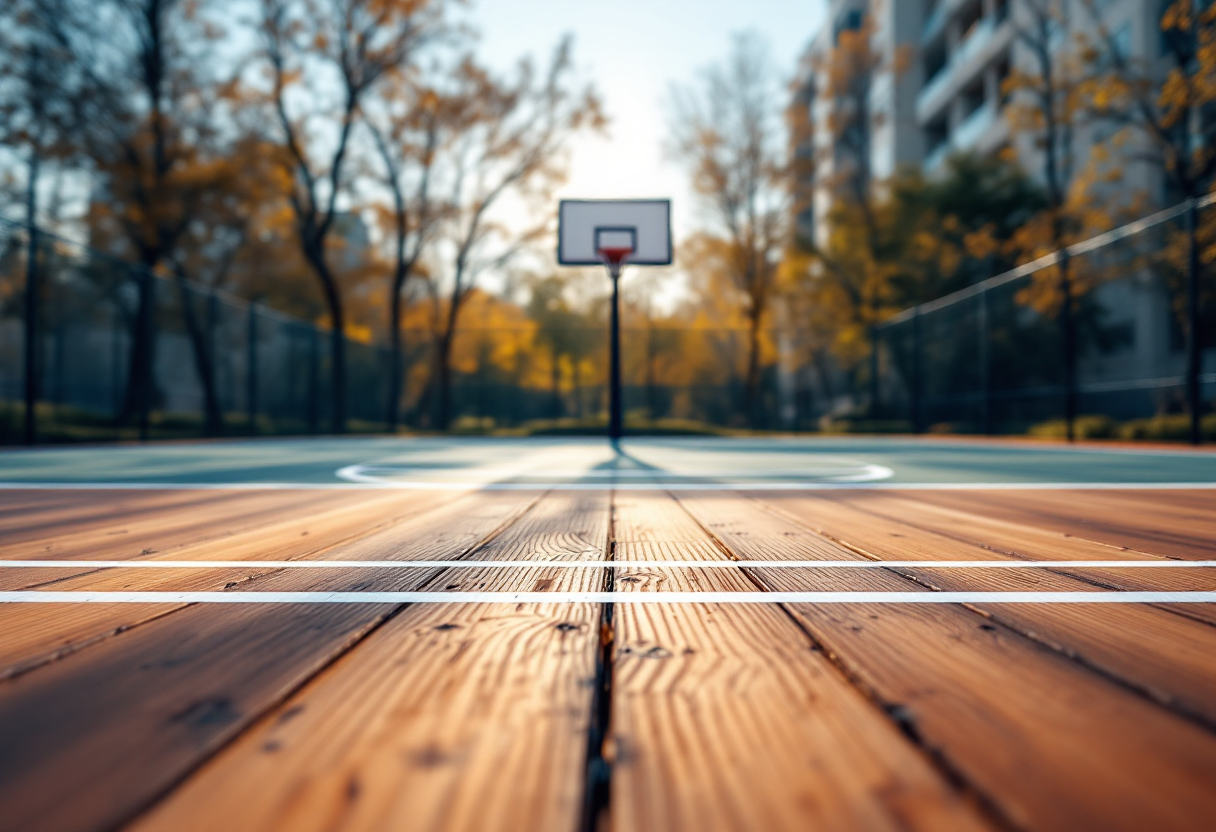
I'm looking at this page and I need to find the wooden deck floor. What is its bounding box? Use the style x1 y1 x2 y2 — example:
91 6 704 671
1 486 1214 832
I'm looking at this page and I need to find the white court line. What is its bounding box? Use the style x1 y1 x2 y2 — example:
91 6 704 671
338 467 888 478
334 461 897 486
2 591 1214 604
1 481 1215 491
3 560 1214 569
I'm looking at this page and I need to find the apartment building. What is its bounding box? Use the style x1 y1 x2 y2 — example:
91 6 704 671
794 0 1167 244
785 0 1201 426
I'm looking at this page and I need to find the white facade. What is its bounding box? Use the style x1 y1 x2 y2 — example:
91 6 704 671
794 0 1168 237
785 0 1204 425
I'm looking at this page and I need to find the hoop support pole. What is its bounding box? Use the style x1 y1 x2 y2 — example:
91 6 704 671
608 261 623 443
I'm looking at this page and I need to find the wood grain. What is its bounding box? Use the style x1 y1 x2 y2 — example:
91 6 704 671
1 489 371 563
0 490 537 832
679 492 1216 832
127 490 611 832
608 493 993 832
0 489 457 678
0 489 308 546
762 493 1216 725
901 490 1216 560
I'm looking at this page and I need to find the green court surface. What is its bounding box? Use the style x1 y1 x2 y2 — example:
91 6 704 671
0 435 1213 488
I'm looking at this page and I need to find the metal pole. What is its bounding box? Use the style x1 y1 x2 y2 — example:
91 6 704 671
869 323 879 419
208 290 220 433
247 303 258 436
608 263 623 443
1186 198 1202 446
1060 249 1076 443
23 222 39 445
111 304 122 416
979 289 991 435
138 271 154 442
308 325 320 435
912 306 922 434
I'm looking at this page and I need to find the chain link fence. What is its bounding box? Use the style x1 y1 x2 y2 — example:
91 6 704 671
870 197 1216 441
0 220 786 442
0 220 385 443
2 198 1213 444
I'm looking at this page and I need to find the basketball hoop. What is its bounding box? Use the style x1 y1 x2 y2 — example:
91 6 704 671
595 227 637 277
557 200 672 441
598 248 633 270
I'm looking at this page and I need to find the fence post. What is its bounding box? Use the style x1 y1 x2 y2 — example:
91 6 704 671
138 271 154 442
208 290 220 432
1186 198 1202 446
912 306 923 434
308 325 320 435
247 303 258 436
111 305 122 416
979 289 991 435
1059 248 1076 442
23 223 40 445
869 323 880 419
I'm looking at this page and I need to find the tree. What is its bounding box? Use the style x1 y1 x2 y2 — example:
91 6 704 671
366 76 447 430
792 9 910 416
669 31 788 427
1003 0 1094 440
0 0 83 232
1080 0 1216 205
74 0 247 437
526 274 578 420
0 0 86 443
258 0 440 433
1079 0 1216 441
421 40 604 430
890 153 1047 298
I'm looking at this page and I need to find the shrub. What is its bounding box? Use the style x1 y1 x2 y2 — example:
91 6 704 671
1028 415 1117 439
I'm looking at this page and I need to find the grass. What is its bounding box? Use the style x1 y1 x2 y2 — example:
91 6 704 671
4 400 1215 446
1029 413 1216 442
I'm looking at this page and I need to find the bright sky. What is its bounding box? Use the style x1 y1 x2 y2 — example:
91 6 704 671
468 0 827 244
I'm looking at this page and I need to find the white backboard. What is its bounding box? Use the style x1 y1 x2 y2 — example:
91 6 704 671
557 199 672 266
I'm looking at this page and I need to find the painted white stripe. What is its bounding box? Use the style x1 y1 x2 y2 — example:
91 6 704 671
339 466 891 478
3 560 1213 570
2 591 1213 604
337 461 897 486
0 481 1214 491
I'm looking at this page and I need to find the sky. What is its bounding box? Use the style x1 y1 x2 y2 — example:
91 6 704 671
467 0 827 244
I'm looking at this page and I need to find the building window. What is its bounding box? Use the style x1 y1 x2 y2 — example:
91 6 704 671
1112 22 1131 60
925 118 949 154
924 41 947 84
958 0 983 40
995 57 1012 105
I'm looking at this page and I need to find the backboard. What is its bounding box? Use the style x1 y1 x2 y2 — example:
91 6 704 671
557 199 672 266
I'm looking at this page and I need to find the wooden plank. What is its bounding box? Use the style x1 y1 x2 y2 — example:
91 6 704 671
678 492 1216 832
0 488 447 589
761 493 1216 725
0 489 372 564
0 489 294 545
0 489 456 678
607 493 993 832
901 490 1216 560
0 490 538 832
776 491 1216 620
127 490 612 832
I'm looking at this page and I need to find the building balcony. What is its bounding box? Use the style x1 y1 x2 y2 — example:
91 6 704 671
955 16 995 68
923 2 950 45
953 101 996 150
923 102 1009 176
915 14 1013 126
925 140 952 174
